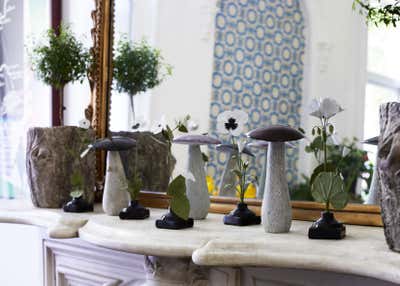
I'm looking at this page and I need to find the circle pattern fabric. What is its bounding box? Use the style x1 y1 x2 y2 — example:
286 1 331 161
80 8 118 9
208 0 305 190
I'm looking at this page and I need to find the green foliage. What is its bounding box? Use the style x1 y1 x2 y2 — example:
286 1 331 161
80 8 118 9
290 175 314 201
230 144 253 203
160 115 190 147
70 171 84 198
311 172 348 210
30 24 89 89
167 175 190 220
113 38 172 96
127 173 143 200
353 0 400 27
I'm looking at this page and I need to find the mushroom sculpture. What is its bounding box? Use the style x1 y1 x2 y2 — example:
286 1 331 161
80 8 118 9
173 134 221 219
247 125 304 233
363 136 381 205
216 144 254 197
90 136 137 215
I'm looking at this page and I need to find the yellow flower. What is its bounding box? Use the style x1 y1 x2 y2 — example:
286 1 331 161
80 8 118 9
236 183 257 199
206 176 217 196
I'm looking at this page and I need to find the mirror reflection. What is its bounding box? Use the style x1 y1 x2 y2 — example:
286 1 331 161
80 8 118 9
109 0 398 205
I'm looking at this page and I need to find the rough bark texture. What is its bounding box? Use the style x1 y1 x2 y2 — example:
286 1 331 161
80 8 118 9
379 102 400 252
111 131 176 193
26 126 95 208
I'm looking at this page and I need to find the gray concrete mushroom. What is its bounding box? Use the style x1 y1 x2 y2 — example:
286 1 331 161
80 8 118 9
173 134 221 219
247 125 304 233
216 144 254 197
91 137 137 216
248 141 297 199
363 136 381 205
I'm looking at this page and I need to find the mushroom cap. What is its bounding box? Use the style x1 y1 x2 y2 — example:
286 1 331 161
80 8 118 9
362 136 379 146
173 134 221 145
248 141 296 150
216 144 254 157
247 125 304 142
92 136 137 151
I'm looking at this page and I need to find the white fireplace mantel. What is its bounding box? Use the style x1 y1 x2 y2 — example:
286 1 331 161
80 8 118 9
0 200 399 286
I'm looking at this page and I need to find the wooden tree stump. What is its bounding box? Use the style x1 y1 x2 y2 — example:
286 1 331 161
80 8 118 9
378 102 400 252
26 126 96 208
111 131 176 193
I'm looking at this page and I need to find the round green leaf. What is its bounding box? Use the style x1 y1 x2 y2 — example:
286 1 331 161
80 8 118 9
311 172 348 210
167 175 190 220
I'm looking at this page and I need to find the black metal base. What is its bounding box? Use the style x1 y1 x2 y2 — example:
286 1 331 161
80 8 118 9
308 211 346 239
63 197 93 213
119 200 150 220
223 203 261 226
155 210 194 230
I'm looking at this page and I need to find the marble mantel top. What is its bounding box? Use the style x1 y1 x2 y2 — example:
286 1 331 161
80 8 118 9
1 200 400 284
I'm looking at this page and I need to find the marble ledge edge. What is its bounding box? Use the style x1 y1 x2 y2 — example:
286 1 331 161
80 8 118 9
192 240 400 285
0 210 88 239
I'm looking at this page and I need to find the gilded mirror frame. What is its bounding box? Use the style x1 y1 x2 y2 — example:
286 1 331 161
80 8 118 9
99 0 382 227
87 0 114 192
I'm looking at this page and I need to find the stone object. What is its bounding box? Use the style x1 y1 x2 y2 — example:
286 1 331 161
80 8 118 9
111 131 176 193
26 126 95 208
362 136 381 205
91 137 136 216
173 134 221 219
378 103 400 252
247 125 304 233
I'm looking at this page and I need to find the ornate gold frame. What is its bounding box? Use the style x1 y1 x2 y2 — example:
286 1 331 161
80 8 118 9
96 0 383 227
86 0 114 188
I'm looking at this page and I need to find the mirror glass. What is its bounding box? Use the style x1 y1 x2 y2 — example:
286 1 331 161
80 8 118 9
110 0 398 205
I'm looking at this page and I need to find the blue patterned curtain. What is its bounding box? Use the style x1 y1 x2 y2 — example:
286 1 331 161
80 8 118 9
207 0 305 188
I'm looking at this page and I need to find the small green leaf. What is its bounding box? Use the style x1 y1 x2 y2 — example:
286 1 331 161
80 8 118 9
167 175 190 220
178 124 188 133
127 173 143 200
298 127 305 134
202 152 209 162
70 190 83 198
328 124 334 134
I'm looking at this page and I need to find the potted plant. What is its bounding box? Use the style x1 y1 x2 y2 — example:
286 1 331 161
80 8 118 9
27 24 94 208
31 24 90 125
214 110 261 226
113 39 172 129
306 98 348 239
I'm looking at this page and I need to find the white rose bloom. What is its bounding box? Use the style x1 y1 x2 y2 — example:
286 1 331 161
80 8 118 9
216 109 249 137
308 98 343 120
78 119 91 129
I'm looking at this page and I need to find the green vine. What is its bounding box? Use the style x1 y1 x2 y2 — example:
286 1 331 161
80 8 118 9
353 0 400 27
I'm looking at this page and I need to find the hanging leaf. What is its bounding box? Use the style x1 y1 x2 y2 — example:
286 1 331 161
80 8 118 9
231 169 242 179
167 175 190 220
202 152 209 163
311 171 348 210
309 163 337 187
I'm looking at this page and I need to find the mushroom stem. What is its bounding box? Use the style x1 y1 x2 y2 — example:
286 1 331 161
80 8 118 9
186 145 210 219
366 153 381 204
263 142 292 233
103 151 130 216
218 151 237 197
257 148 268 199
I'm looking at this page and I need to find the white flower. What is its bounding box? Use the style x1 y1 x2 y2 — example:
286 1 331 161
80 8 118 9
78 119 91 129
216 110 249 137
188 120 199 131
151 115 167 134
308 98 343 120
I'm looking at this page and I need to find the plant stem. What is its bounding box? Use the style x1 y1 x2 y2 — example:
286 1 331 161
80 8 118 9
59 87 64 126
129 94 135 128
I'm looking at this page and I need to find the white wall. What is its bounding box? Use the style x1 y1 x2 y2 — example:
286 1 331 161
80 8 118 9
62 0 95 127
299 0 368 176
